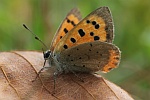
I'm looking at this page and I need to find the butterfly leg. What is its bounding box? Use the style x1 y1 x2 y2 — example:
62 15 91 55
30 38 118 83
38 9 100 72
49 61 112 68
32 67 51 82
51 71 58 94
32 60 49 82
52 70 63 94
53 72 57 91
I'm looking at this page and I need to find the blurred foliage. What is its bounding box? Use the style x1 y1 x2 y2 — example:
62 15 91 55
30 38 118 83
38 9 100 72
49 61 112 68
0 0 150 99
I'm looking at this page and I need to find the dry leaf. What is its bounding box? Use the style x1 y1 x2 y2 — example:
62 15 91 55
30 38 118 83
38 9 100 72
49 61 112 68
0 51 134 100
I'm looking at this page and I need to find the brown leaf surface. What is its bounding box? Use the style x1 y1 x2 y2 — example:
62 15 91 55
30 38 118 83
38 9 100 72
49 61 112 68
0 51 134 100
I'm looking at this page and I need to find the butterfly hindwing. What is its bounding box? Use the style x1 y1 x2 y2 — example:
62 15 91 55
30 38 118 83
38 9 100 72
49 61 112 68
57 41 120 72
54 7 114 53
50 8 82 51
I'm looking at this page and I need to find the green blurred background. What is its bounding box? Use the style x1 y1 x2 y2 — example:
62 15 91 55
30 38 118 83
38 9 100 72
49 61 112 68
0 0 150 99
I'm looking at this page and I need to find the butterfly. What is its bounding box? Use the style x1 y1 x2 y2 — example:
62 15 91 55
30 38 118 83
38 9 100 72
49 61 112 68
24 7 121 87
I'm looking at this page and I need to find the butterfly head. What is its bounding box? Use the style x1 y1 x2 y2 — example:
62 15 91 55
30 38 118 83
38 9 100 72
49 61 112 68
43 50 51 60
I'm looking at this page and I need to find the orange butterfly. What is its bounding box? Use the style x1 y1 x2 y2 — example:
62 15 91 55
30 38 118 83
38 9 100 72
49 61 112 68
24 6 120 87
46 7 120 74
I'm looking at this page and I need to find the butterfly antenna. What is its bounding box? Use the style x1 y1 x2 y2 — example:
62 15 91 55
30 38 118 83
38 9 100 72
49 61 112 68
23 24 48 49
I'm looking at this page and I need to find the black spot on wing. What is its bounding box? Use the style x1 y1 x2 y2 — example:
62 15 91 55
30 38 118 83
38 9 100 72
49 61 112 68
70 37 76 43
115 57 120 60
64 28 68 33
78 29 85 37
90 32 94 36
86 19 100 29
94 36 100 41
108 67 113 71
63 44 68 49
66 18 76 26
60 36 62 39
92 21 96 25
90 43 92 47
95 24 100 29
67 18 70 23
71 21 76 26
86 20 90 23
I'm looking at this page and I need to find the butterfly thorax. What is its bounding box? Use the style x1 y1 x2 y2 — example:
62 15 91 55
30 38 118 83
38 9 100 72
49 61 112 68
44 50 68 74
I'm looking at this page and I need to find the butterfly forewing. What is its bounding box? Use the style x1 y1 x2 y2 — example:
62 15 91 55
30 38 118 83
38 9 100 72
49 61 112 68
54 7 114 54
57 41 120 72
50 8 82 51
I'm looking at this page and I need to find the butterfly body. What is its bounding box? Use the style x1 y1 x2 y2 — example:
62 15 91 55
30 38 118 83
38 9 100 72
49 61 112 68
44 7 120 76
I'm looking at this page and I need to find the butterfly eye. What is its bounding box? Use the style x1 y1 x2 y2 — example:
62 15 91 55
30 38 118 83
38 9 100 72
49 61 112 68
44 50 51 60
